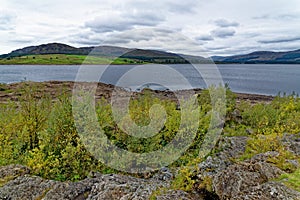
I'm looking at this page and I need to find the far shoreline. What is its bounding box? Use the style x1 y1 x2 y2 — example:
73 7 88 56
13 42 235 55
1 63 300 65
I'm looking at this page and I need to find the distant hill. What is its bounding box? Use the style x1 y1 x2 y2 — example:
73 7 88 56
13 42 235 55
0 43 207 64
0 43 128 58
1 43 300 64
212 49 300 64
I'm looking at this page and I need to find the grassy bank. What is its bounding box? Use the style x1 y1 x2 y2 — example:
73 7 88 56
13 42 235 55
0 54 145 65
0 82 299 192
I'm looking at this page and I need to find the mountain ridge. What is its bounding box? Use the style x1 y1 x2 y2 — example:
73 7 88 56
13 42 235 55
212 49 300 64
0 43 208 64
1 43 300 64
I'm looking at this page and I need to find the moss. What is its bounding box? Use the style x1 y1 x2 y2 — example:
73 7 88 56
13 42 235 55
278 168 300 192
239 133 299 173
267 151 299 173
149 187 168 200
198 175 213 193
0 175 17 187
171 158 202 192
35 187 52 200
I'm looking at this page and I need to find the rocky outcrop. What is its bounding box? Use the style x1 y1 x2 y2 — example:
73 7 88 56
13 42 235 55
0 165 30 183
232 182 300 200
198 136 300 200
213 161 285 199
283 133 300 156
0 135 299 199
85 173 169 200
155 190 199 200
198 136 248 176
0 165 176 200
0 176 58 200
211 135 300 200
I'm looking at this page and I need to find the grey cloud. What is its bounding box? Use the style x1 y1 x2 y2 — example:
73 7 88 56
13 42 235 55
10 38 34 44
68 31 104 46
167 1 198 14
103 38 131 45
214 19 239 27
276 14 299 20
2 0 299 56
258 36 300 44
72 27 206 56
195 35 214 41
206 46 228 51
85 10 165 33
104 32 151 44
206 46 261 56
70 37 103 46
211 28 236 38
103 28 174 45
242 32 261 38
125 12 164 26
85 17 129 33
69 27 158 47
154 28 179 35
125 0 198 14
253 13 300 21
0 12 17 30
252 14 270 20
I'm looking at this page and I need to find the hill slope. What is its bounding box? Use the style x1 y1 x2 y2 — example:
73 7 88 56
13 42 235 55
0 43 128 58
212 49 300 64
0 43 207 64
1 43 300 64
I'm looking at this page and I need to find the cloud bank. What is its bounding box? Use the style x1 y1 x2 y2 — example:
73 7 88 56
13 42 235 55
0 0 300 56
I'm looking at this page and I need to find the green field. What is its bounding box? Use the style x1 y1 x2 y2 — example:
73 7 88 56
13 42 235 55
0 54 146 65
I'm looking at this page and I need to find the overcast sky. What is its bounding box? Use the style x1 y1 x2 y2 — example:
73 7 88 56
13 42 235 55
0 0 300 56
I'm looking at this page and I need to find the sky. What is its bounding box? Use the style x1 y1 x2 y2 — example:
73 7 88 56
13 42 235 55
0 0 300 56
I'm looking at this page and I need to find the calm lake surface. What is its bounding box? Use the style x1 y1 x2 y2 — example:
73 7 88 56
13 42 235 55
0 64 300 96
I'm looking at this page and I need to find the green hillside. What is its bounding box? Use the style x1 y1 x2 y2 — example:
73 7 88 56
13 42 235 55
0 43 208 65
0 54 145 65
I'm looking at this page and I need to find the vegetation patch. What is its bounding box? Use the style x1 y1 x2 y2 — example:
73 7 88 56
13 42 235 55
0 54 145 65
0 82 299 198
0 175 17 187
278 168 300 192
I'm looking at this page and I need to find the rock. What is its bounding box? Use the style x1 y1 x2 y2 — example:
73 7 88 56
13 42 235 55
155 190 201 200
0 133 298 200
246 128 254 135
232 182 300 200
0 165 30 180
199 135 300 200
198 136 248 176
250 151 280 162
155 167 174 181
231 109 242 123
282 133 300 156
221 136 248 158
286 160 299 168
213 162 286 199
0 176 57 200
0 167 172 200
43 178 99 200
86 173 169 200
0 172 171 200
